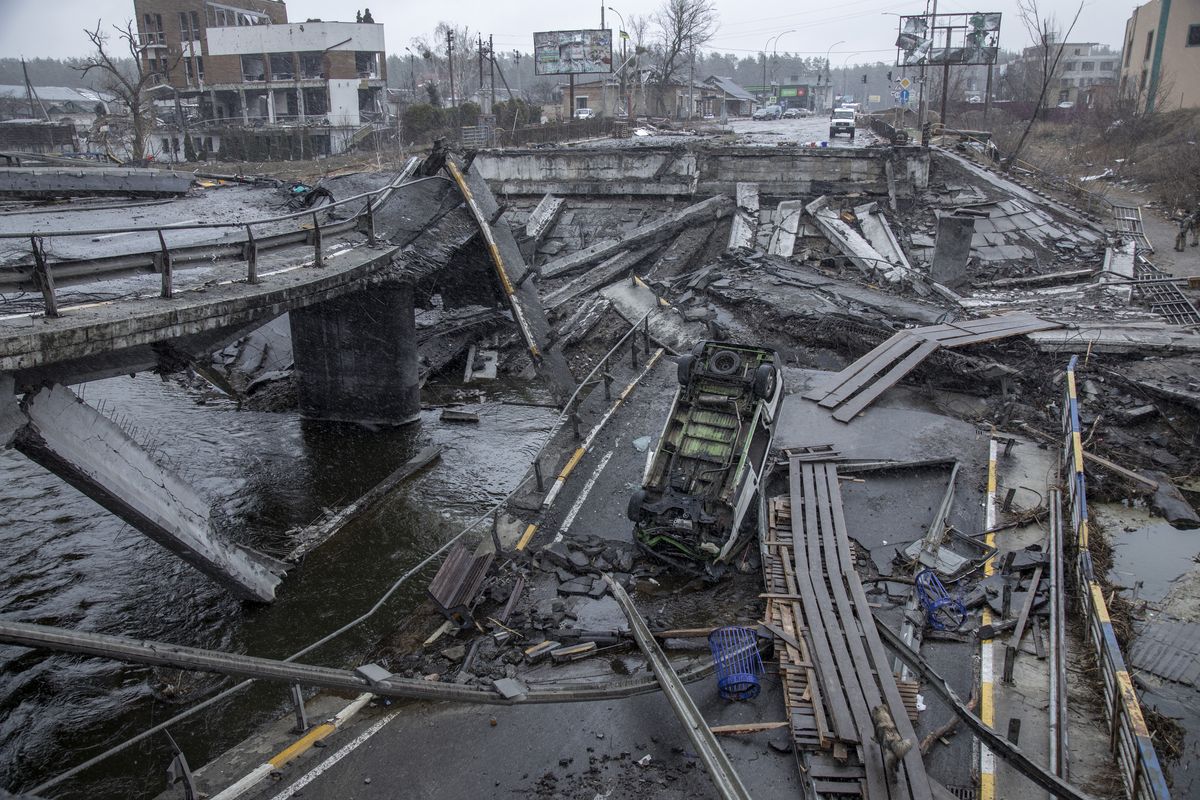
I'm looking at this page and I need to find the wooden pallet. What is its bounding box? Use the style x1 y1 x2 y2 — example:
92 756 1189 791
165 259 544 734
786 458 935 800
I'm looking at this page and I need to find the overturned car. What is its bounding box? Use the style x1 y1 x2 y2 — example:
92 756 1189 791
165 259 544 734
627 342 784 574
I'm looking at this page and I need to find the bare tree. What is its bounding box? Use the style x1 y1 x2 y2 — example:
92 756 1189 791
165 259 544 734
75 20 180 162
651 0 718 114
1002 0 1082 170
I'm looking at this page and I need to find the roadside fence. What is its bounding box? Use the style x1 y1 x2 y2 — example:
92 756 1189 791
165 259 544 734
1062 355 1170 800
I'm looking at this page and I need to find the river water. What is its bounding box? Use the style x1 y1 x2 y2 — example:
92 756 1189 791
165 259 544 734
0 374 556 798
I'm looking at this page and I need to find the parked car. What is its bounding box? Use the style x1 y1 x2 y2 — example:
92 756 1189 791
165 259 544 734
783 107 813 118
627 341 785 576
829 106 856 139
574 108 597 120
752 104 783 120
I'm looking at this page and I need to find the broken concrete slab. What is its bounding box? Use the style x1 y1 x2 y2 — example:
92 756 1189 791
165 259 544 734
727 182 760 252
526 193 565 243
805 196 893 282
600 278 707 353
1026 323 1200 354
0 166 194 198
9 384 282 602
540 195 733 280
543 246 658 311
768 201 804 258
855 201 918 284
931 214 976 291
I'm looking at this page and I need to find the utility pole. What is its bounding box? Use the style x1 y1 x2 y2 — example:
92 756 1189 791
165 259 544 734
489 34 496 112
447 30 456 128
939 15 951 124
478 34 485 113
917 0 936 142
687 36 695 119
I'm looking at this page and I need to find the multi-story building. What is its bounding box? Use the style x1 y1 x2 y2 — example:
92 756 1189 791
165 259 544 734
133 0 387 156
1009 42 1120 107
1120 0 1200 112
1055 44 1120 105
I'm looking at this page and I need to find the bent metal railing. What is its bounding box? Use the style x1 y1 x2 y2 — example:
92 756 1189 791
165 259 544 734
1062 355 1170 800
0 156 430 313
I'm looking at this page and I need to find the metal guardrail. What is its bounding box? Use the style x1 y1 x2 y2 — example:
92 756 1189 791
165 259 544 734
1062 355 1170 800
0 157 427 313
941 130 1115 219
529 301 653 498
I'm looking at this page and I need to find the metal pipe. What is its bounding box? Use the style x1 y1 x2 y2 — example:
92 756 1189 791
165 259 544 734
0 619 718 708
606 575 753 800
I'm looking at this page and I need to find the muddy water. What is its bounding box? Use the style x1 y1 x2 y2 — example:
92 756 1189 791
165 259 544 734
0 375 555 798
1095 503 1200 799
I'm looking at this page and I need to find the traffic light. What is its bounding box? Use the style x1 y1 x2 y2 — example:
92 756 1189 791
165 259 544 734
862 74 867 84
887 70 893 81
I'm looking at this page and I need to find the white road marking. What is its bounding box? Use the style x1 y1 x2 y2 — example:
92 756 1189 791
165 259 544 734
267 710 399 800
553 449 615 543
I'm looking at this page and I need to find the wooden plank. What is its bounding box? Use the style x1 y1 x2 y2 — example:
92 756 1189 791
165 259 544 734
832 339 940 423
710 721 790 735
790 458 857 743
801 333 911 401
824 463 934 800
809 463 892 800
817 334 925 408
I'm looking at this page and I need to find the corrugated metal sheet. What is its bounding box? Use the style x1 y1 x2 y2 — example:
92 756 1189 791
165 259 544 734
1130 619 1200 687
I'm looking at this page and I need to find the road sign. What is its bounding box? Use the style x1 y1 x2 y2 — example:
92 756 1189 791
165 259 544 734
899 77 912 90
900 88 911 104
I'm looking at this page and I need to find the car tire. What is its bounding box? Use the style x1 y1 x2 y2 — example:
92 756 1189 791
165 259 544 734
829 129 837 137
849 130 855 139
627 489 647 522
707 349 742 376
677 355 695 385
753 364 778 400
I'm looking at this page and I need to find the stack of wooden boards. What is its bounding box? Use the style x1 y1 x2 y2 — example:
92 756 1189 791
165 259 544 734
804 313 1062 422
760 456 933 800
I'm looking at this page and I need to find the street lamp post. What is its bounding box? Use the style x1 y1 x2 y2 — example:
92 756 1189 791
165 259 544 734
762 31 795 106
607 7 627 116
840 51 862 103
822 40 845 111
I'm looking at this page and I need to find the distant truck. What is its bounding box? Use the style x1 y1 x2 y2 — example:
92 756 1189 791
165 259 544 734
830 107 856 139
627 342 784 576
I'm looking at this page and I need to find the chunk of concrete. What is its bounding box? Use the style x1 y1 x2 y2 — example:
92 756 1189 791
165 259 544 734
727 183 760 252
541 196 733 279
931 214 976 291
11 384 282 602
768 201 804 258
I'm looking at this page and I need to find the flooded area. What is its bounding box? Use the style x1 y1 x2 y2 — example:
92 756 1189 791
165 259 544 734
0 374 555 798
1096 502 1200 799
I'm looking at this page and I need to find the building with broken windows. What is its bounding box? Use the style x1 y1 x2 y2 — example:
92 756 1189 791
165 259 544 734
1004 41 1120 108
133 0 388 157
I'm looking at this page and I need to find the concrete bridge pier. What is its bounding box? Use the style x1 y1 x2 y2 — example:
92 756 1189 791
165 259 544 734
1 375 283 603
289 278 421 426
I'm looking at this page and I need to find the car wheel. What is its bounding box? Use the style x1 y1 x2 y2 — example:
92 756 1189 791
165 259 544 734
627 489 648 522
677 354 695 385
830 129 837 137
849 130 855 139
753 363 778 399
706 349 742 376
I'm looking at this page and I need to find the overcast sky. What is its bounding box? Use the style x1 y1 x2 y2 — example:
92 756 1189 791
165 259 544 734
1 0 1134 65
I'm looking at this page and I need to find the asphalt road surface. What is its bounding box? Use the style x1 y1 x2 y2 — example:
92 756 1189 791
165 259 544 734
727 114 877 148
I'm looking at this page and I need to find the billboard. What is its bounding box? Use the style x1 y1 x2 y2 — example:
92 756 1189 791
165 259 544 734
533 29 613 75
896 12 1001 66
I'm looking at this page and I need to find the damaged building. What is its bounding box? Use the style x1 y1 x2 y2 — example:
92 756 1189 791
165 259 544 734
135 0 389 158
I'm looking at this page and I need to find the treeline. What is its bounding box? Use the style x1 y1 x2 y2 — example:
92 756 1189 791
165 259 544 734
0 57 132 89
